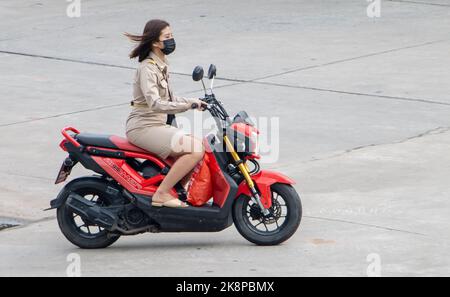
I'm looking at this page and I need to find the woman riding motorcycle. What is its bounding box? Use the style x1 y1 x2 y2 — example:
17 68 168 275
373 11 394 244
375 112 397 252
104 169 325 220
125 19 207 208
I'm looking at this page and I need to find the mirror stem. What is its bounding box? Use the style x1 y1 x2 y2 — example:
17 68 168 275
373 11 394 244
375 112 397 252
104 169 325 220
210 77 215 91
201 79 208 94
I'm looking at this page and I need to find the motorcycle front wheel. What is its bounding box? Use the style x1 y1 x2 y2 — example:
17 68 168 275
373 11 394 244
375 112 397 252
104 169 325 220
233 183 302 246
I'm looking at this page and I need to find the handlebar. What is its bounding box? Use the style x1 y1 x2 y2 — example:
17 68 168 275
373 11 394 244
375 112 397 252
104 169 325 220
198 94 231 127
200 94 215 104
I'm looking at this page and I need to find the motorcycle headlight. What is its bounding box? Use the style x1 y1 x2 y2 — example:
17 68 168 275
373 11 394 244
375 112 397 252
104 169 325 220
228 122 260 157
250 131 259 156
236 138 246 153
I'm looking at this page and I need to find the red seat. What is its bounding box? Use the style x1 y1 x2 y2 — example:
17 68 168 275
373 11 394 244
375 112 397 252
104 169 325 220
109 135 148 153
110 135 175 165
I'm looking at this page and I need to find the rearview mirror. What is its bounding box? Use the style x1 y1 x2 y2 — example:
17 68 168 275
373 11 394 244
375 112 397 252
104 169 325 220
208 64 217 79
192 66 204 82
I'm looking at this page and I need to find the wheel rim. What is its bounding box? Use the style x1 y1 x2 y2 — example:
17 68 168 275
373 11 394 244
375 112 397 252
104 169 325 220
242 189 289 236
65 189 110 239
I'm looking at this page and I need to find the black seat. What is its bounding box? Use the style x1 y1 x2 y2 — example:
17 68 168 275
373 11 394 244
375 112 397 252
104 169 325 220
76 133 117 150
75 133 148 153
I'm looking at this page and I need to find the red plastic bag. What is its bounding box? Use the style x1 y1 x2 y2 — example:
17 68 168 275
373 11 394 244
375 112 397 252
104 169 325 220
187 154 213 206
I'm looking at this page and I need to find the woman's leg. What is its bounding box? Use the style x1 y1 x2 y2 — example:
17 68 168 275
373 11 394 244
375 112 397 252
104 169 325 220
173 136 204 190
152 135 204 204
180 167 195 190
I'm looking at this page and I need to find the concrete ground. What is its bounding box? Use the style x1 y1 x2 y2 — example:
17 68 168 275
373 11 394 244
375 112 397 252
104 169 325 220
1 0 449 276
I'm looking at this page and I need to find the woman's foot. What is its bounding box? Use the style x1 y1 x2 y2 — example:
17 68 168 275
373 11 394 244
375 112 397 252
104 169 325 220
152 190 188 208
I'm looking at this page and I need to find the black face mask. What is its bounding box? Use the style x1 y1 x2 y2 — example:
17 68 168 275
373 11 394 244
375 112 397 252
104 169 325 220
161 38 176 55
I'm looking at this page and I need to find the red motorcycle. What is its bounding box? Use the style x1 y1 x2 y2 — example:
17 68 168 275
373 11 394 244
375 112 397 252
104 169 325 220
48 64 302 248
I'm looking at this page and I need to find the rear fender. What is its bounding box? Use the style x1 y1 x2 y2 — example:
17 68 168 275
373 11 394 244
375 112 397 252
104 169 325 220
47 176 118 210
236 170 295 209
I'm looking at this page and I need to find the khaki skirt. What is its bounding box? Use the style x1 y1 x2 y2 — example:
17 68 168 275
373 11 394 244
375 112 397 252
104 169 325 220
126 124 185 159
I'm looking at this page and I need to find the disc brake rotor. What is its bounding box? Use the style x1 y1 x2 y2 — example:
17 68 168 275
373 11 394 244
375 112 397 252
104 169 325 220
249 199 282 224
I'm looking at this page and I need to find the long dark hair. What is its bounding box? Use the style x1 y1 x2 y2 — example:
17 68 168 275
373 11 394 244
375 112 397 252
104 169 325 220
125 19 170 62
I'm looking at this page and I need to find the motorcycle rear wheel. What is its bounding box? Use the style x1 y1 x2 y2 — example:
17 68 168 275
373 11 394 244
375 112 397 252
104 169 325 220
57 187 120 249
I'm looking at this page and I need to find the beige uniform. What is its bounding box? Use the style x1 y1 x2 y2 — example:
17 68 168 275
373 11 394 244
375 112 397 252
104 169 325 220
125 51 198 159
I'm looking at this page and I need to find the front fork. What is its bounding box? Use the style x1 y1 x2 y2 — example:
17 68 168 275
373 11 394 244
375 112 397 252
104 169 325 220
223 135 270 216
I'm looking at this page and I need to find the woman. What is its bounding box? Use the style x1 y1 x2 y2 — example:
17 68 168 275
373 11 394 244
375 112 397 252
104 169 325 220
125 19 207 208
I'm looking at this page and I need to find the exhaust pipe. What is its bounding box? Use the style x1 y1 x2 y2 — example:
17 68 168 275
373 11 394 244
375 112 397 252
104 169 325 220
66 193 118 230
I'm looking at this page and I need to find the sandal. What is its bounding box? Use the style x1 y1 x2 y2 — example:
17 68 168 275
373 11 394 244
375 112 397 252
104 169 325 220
152 199 188 208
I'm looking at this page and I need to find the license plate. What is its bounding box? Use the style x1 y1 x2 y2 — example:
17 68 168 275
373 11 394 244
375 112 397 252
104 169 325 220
54 161 73 184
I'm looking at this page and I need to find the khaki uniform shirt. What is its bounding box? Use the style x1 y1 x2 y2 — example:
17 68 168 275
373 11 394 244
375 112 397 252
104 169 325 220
126 51 197 133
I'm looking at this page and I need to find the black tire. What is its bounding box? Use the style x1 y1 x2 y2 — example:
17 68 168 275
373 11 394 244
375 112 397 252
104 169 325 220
57 185 120 249
233 183 302 246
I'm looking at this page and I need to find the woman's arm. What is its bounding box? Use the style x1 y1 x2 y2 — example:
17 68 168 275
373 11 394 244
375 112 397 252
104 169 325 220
140 64 196 114
172 94 200 105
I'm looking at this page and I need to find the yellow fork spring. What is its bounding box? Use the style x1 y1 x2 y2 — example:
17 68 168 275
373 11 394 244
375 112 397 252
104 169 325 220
223 135 255 188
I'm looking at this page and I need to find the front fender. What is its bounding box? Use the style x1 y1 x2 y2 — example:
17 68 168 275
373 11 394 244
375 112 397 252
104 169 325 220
236 170 295 209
